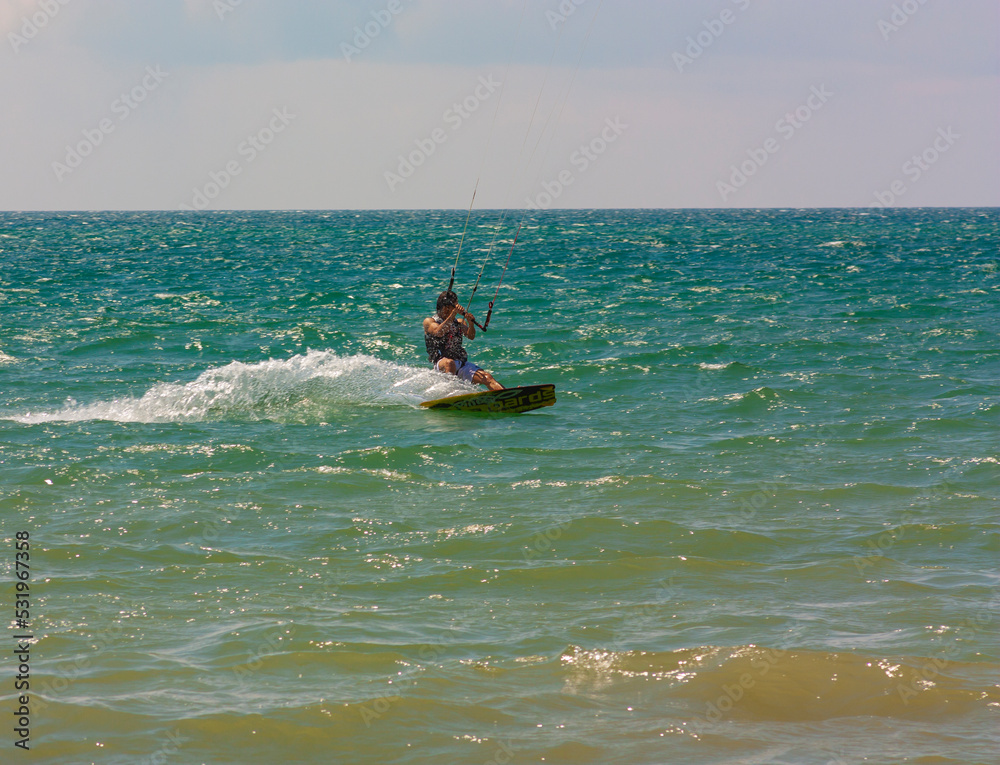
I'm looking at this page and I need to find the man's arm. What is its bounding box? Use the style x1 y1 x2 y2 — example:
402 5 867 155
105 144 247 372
423 305 461 336
445 304 477 340
461 310 476 340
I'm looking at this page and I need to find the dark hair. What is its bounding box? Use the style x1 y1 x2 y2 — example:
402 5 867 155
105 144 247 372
436 290 458 313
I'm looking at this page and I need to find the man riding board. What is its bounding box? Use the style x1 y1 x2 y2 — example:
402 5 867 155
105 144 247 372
424 290 503 391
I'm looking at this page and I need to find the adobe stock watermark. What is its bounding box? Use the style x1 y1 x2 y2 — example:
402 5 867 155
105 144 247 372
522 518 572 562
358 687 404 728
384 74 502 192
734 480 782 524
853 471 958 574
483 739 516 765
734 420 837 522
716 84 833 203
231 625 295 689
547 0 588 31
852 510 919 574
33 599 146 714
524 116 628 210
341 0 413 63
673 0 752 73
359 625 464 727
688 645 788 735
878 0 931 41
134 729 188 765
7 0 72 53
607 578 680 654
51 65 169 182
179 107 296 210
686 642 815 738
213 0 243 22
895 598 996 705
872 127 959 207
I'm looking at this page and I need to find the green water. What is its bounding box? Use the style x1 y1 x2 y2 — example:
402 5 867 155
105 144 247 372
1 209 998 764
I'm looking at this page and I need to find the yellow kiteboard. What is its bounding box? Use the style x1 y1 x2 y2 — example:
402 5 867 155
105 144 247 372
421 384 556 414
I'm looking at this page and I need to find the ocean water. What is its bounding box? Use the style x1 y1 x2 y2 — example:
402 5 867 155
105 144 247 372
1 208 998 765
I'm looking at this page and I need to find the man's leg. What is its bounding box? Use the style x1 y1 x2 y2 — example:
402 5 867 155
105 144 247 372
471 369 503 392
435 358 459 375
436 358 503 391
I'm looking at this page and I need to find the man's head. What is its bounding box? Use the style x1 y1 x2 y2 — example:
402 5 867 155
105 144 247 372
436 290 458 314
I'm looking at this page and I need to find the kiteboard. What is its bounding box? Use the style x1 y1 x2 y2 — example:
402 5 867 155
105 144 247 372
421 384 555 414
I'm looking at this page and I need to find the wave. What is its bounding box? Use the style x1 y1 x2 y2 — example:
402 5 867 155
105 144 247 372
8 351 471 424
696 360 757 372
40 641 997 732
559 644 1000 723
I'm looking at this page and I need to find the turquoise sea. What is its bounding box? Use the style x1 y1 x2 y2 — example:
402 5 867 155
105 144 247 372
1 208 998 765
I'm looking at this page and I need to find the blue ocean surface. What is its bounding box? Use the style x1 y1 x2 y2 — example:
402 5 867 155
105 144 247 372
1 208 998 765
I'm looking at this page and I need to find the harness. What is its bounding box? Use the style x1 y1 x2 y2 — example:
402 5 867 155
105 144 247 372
425 314 468 365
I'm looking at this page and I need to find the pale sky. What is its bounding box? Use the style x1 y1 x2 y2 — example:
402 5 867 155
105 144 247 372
2 0 998 210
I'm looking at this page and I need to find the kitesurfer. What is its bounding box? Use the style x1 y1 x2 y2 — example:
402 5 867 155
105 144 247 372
424 290 503 391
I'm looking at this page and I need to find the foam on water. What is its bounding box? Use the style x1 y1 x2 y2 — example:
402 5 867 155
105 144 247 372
9 351 473 424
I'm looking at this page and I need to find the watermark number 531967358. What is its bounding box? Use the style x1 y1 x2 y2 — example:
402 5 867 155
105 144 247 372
12 531 33 752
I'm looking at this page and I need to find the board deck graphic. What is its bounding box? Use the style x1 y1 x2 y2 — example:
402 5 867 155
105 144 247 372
421 384 556 414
